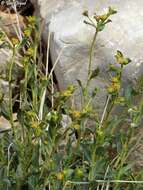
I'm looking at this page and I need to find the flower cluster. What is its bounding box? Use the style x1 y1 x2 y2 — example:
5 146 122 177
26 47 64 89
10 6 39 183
60 85 75 98
83 6 117 32
107 51 131 95
107 76 120 94
115 50 131 65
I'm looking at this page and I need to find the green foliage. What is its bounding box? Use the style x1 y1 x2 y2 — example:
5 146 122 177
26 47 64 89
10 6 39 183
0 8 143 190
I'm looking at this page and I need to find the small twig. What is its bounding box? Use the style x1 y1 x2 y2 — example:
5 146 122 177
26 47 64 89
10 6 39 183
105 181 110 190
7 143 13 177
100 95 111 128
96 184 100 190
39 31 51 120
7 8 20 40
86 30 98 87
48 183 51 190
62 181 70 190
64 179 143 185
9 48 16 134
51 74 54 109
49 46 66 78
12 1 23 41
101 165 110 190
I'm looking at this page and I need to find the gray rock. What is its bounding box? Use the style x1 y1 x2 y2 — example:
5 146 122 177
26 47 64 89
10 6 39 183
36 0 143 168
38 0 143 111
0 12 24 114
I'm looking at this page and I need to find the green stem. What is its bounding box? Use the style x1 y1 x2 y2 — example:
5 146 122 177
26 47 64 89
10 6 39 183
86 30 98 88
24 64 28 102
103 101 114 127
9 48 16 135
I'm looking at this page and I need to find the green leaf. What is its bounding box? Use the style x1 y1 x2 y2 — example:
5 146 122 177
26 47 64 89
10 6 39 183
116 50 123 58
76 79 85 94
83 10 89 17
97 22 106 31
89 67 100 80
118 163 133 177
17 37 28 49
92 87 99 97
124 84 136 105
108 7 117 15
0 102 10 120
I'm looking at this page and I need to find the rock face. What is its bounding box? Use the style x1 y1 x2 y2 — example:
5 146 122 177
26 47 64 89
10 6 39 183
35 0 143 167
37 0 143 111
0 11 24 112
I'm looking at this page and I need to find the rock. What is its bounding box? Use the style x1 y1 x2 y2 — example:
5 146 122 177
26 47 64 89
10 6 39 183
0 11 24 113
37 0 143 112
0 11 25 38
35 0 143 168
0 0 34 16
0 116 11 133
0 114 17 138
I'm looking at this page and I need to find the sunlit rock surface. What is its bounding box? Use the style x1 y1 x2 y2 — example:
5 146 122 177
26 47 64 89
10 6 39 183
0 11 24 112
37 0 143 110
35 0 143 167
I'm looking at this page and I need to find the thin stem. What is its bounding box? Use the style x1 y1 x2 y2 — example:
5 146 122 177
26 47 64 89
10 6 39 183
39 31 51 120
51 74 54 109
38 32 51 166
64 180 143 184
49 46 66 78
105 181 110 190
101 165 110 190
102 98 114 128
12 1 23 41
9 48 16 135
100 95 111 128
62 181 70 190
86 30 98 87
7 143 13 177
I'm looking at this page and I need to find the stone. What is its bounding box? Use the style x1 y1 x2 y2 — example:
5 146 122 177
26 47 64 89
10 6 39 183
36 0 143 168
0 116 11 133
0 11 24 114
37 0 143 111
0 11 25 37
0 114 17 139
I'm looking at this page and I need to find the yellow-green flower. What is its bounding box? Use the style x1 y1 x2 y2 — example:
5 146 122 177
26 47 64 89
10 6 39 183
111 76 120 83
21 57 29 66
61 85 75 98
11 37 19 46
56 172 64 180
70 110 81 119
99 14 109 22
71 123 80 130
115 50 131 65
31 120 40 129
24 27 31 37
31 121 42 136
62 90 72 97
107 83 120 94
27 16 36 27
67 85 75 92
97 128 103 137
82 106 93 115
44 140 48 145
114 96 125 104
75 168 83 177
26 47 34 56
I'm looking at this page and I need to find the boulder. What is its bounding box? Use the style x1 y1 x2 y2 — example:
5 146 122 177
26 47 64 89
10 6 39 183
0 11 24 114
37 0 143 111
35 0 143 168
